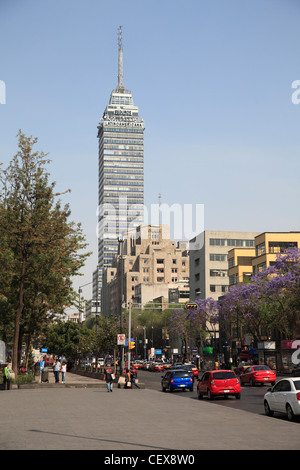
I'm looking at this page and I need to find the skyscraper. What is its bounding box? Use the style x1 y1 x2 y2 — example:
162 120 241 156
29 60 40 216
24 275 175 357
96 27 145 314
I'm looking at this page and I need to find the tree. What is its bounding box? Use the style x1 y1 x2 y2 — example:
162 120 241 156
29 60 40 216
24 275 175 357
0 131 91 373
46 320 94 360
220 247 300 342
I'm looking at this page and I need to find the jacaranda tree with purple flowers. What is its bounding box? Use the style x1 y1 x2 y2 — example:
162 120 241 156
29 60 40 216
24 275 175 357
220 247 300 342
169 298 219 360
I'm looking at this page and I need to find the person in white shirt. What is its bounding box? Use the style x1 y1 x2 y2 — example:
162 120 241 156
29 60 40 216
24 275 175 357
53 358 61 383
61 361 67 384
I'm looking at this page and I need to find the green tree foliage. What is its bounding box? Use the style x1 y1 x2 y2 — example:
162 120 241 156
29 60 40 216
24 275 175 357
0 131 91 373
84 315 120 354
46 320 94 360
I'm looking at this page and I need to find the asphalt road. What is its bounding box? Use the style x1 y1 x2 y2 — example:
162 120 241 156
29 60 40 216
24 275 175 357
137 369 294 419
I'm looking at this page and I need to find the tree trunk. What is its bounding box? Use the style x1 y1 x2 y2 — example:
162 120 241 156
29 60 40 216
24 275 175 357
12 257 26 375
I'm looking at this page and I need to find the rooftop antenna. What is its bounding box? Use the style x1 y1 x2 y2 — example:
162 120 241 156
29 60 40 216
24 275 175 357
158 193 162 226
118 25 124 91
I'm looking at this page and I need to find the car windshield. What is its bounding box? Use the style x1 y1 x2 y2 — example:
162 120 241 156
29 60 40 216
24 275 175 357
213 371 236 380
173 371 191 378
253 366 269 371
294 380 300 390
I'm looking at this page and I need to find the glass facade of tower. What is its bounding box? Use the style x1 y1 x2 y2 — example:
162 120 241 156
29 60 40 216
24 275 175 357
97 84 145 314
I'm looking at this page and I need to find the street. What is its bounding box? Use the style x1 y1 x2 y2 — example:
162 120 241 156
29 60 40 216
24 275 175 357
137 369 299 418
0 370 299 452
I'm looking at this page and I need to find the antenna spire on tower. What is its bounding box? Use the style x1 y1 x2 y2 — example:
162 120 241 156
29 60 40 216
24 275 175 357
118 25 124 91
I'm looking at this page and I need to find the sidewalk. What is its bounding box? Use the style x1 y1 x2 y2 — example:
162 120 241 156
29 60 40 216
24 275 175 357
18 370 144 389
1 383 299 450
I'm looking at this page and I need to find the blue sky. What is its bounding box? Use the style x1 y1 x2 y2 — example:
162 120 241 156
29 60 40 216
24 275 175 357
1 0 300 304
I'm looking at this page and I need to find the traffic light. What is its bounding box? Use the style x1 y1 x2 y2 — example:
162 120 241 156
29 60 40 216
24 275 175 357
186 302 197 310
128 341 135 349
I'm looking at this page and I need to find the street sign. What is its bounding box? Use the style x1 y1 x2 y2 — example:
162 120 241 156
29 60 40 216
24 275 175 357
117 334 125 345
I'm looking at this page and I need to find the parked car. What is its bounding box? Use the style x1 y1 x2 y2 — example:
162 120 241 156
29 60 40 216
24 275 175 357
161 369 194 392
240 365 276 386
264 377 300 421
197 370 241 400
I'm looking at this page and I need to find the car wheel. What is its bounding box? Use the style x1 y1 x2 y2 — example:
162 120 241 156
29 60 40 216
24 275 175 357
286 404 295 422
197 389 203 400
207 389 214 400
235 393 241 399
264 400 274 417
189 387 193 392
162 386 166 392
250 378 255 387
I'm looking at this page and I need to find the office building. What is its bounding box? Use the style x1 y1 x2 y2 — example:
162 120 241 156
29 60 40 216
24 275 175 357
102 224 190 316
228 231 300 285
95 27 145 314
189 230 260 302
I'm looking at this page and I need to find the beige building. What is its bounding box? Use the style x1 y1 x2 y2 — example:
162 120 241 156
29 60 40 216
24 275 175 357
102 224 190 316
189 230 260 302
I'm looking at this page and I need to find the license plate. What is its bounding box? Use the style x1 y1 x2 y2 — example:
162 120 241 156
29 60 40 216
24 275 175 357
224 390 230 393
264 378 269 380
180 384 185 387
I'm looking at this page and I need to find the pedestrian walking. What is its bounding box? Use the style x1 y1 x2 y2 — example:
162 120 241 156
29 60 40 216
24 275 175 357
124 367 131 388
3 364 9 390
104 365 114 392
61 361 67 384
53 358 61 383
130 367 140 389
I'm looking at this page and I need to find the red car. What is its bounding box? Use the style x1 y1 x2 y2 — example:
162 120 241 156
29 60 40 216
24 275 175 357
197 370 241 400
150 362 165 372
240 365 276 386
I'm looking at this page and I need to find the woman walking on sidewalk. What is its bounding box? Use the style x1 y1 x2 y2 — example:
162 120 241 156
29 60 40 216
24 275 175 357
61 361 67 384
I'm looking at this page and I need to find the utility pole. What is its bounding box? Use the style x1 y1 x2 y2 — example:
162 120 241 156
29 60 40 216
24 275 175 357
128 299 132 370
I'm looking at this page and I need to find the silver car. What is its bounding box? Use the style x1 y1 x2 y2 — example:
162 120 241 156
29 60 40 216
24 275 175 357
264 377 300 421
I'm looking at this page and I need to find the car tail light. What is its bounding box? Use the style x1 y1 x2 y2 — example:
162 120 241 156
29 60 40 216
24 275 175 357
236 379 239 385
296 392 300 401
190 378 193 382
170 379 174 383
211 380 215 385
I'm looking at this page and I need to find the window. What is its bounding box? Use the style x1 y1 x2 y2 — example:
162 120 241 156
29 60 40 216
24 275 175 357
274 380 291 392
210 269 228 277
210 254 228 262
157 259 164 264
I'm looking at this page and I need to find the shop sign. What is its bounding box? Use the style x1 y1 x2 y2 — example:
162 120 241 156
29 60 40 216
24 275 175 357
258 341 276 350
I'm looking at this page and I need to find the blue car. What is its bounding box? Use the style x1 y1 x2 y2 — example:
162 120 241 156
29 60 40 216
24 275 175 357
161 369 194 392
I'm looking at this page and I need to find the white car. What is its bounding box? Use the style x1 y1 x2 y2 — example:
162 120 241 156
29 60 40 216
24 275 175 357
264 377 300 421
